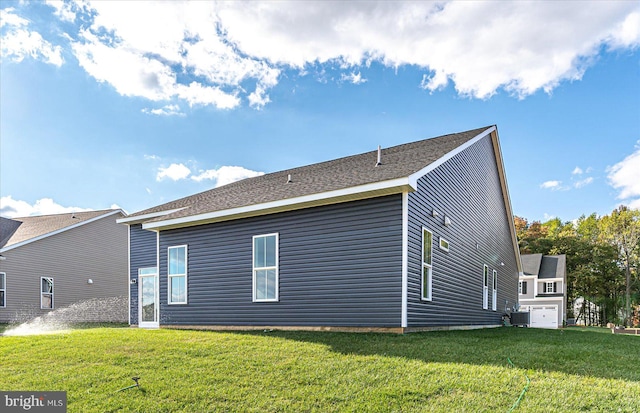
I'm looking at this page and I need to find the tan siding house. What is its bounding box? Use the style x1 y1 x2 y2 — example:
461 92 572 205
0 210 128 323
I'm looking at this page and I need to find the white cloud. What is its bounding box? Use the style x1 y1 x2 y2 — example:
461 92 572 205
174 82 240 109
248 85 271 109
217 1 640 99
45 0 78 23
0 7 28 28
0 196 93 218
5 1 639 107
62 1 272 109
191 166 264 187
572 167 583 175
540 180 563 190
607 142 640 207
142 104 184 117
0 8 64 66
341 71 367 85
156 163 192 181
574 177 594 188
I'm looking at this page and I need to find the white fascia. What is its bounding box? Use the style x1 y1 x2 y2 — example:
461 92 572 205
143 178 414 231
407 126 495 188
0 209 125 253
116 208 186 225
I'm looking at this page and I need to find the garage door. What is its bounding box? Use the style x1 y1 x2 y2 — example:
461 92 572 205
530 305 558 329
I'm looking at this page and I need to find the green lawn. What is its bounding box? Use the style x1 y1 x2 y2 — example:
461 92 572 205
1 326 638 412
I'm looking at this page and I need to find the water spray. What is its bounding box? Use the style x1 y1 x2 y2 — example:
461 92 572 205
116 376 141 392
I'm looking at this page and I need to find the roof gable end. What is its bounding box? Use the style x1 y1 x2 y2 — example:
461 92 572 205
0 209 125 252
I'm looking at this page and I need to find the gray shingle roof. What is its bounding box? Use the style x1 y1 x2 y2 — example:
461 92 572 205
0 210 120 250
539 255 566 279
129 126 492 224
521 254 566 279
521 253 543 275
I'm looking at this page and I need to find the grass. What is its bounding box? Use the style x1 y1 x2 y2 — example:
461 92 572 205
0 326 638 412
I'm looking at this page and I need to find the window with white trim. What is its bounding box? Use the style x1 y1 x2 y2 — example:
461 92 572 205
253 233 278 302
41 277 53 309
0 272 5 308
439 237 449 252
168 245 187 304
422 228 433 301
492 270 497 311
482 265 489 310
518 281 527 294
543 282 557 294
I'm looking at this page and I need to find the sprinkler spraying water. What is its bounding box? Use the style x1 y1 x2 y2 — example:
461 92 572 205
2 297 127 336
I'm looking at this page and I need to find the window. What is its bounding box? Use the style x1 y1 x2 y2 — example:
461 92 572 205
139 267 157 277
518 281 528 295
168 245 187 304
439 237 450 252
0 272 5 308
492 270 497 311
41 277 53 309
253 233 278 302
544 282 557 294
482 265 489 310
422 228 433 301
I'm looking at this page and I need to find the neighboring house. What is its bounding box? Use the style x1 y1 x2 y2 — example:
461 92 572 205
572 296 601 326
118 125 521 333
519 254 567 329
0 210 128 323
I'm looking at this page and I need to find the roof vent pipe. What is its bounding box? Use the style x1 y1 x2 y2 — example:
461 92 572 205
375 145 382 167
287 174 292 183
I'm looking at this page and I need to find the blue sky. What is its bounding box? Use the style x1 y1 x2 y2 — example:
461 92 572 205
1 1 639 223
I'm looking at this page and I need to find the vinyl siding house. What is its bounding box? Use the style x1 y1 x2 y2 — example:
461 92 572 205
0 210 128 323
119 126 521 333
519 254 567 329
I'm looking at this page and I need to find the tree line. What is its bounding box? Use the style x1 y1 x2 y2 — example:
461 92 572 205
515 206 639 327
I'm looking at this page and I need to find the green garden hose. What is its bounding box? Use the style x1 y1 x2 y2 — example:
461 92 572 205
116 377 141 392
507 358 530 412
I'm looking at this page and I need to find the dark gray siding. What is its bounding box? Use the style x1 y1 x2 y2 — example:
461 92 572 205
129 224 157 324
407 134 519 327
157 196 403 327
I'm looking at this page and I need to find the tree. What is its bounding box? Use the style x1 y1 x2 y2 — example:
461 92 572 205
599 206 640 326
515 212 633 326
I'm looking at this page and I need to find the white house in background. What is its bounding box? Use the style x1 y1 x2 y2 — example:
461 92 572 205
518 254 567 329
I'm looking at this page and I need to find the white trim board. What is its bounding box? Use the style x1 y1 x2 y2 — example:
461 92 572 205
117 208 186 225
144 179 413 230
401 191 409 328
